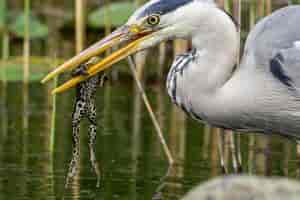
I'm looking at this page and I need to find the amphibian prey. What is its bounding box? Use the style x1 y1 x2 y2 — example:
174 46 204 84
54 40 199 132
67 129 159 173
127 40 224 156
65 57 106 188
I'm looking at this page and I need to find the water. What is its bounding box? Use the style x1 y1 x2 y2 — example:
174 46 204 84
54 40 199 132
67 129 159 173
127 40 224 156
0 79 299 200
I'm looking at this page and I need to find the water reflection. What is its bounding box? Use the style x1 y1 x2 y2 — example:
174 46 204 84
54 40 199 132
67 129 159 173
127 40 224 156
0 78 300 200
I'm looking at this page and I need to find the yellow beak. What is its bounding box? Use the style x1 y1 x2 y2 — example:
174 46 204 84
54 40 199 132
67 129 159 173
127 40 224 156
41 26 153 94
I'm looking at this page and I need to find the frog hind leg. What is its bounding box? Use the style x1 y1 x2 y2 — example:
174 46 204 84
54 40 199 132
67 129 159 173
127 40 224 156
87 98 101 187
65 97 86 188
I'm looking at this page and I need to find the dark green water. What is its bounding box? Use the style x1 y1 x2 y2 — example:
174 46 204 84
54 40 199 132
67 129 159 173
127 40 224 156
0 80 299 200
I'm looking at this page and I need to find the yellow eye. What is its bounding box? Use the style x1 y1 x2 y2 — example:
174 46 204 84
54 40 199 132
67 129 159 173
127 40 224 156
147 14 160 26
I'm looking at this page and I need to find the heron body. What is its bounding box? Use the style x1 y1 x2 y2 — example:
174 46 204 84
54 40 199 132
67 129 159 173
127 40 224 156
43 1 300 140
166 4 300 139
227 6 300 138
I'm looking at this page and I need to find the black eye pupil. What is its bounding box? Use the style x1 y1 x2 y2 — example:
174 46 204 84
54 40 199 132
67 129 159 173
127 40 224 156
148 15 159 25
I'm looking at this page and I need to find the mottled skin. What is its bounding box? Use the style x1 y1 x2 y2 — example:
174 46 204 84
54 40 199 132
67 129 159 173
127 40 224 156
65 58 105 188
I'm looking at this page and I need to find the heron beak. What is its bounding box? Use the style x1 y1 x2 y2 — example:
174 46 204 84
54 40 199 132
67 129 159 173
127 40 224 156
41 25 153 94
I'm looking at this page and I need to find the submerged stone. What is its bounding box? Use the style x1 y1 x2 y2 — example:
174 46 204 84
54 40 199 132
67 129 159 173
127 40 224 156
182 175 300 200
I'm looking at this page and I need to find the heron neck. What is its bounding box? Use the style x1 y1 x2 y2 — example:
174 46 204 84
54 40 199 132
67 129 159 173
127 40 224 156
190 9 239 93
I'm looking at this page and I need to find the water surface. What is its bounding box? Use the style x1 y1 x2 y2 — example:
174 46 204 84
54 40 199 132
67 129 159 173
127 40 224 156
0 80 299 200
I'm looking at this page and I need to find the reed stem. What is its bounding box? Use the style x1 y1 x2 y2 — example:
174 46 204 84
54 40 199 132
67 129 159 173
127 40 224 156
104 0 112 36
128 56 174 165
1 0 8 97
75 0 86 53
0 0 9 138
23 0 30 131
50 76 57 153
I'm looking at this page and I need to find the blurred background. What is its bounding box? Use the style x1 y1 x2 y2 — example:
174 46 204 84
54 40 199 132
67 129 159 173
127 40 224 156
1 0 300 199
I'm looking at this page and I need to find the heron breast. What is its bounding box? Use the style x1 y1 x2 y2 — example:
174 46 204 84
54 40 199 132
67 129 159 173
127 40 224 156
166 49 202 120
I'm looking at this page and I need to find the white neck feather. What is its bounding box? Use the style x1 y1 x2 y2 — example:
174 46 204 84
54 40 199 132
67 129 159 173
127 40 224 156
164 2 240 125
188 5 239 92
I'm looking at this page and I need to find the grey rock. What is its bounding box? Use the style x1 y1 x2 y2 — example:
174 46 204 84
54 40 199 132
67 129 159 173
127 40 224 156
182 175 300 200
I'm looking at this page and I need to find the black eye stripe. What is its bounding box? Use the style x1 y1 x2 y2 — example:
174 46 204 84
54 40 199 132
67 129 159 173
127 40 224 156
137 0 192 19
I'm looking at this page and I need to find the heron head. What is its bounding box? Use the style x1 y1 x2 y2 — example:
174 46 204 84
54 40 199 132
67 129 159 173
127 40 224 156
42 0 217 94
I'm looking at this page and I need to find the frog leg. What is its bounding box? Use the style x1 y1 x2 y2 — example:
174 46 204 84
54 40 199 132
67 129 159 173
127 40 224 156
87 98 101 187
65 98 87 188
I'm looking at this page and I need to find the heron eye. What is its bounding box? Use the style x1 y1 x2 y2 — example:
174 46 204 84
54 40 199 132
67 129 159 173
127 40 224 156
147 14 160 26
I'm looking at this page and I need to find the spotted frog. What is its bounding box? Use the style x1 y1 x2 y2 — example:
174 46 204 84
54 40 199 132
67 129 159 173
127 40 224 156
65 57 106 188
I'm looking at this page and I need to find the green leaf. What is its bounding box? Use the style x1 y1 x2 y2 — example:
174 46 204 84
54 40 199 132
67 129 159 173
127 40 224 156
9 13 48 39
88 2 135 28
0 57 55 82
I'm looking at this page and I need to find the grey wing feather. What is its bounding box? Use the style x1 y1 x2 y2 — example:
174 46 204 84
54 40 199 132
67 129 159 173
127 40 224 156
270 47 300 91
244 6 300 68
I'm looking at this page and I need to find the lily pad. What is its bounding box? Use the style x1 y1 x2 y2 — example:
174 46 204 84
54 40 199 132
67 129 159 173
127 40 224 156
88 2 135 28
0 57 59 82
9 14 48 39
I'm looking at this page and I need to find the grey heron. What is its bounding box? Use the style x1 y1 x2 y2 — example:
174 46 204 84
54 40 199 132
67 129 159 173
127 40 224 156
42 1 300 142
